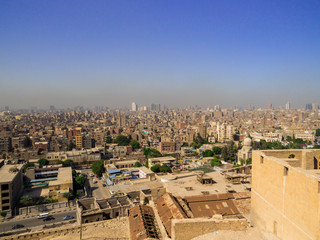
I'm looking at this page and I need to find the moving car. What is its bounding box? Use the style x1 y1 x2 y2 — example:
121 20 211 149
63 215 74 220
43 216 55 221
37 213 49 219
12 224 24 229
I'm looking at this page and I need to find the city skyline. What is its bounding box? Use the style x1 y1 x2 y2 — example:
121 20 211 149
1 1 320 108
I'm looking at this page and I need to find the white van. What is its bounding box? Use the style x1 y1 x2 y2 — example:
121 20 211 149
37 213 49 219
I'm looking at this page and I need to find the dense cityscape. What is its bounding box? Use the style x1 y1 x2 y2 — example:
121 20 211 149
2 0 320 239
0 102 319 239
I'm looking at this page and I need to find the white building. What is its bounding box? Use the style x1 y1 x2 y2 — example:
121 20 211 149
131 102 137 111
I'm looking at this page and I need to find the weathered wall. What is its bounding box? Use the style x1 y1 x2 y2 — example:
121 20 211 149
251 150 320 240
171 218 249 240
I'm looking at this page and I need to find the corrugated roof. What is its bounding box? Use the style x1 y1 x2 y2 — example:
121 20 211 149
108 169 121 174
184 193 240 218
155 193 187 237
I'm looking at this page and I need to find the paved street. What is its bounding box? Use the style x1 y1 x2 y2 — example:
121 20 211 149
0 210 76 233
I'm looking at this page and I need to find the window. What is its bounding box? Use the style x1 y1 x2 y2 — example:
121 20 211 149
2 192 9 198
260 156 264 164
284 167 288 176
1 184 9 191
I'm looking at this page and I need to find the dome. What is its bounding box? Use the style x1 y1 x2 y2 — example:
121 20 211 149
243 137 252 146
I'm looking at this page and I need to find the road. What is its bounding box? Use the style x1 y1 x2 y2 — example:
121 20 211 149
81 169 111 200
0 210 76 233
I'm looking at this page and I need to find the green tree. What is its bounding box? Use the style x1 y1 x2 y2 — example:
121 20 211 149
286 136 293 142
316 129 320 137
67 142 76 151
22 162 34 172
159 164 171 173
246 158 252 165
182 142 189 147
75 174 86 188
210 158 222 167
116 135 130 146
202 150 214 157
20 195 33 207
150 164 160 173
212 147 222 155
133 161 142 167
63 159 74 167
143 148 162 159
91 161 105 177
38 158 49 167
130 140 140 150
0 211 7 218
144 160 149 167
106 136 113 143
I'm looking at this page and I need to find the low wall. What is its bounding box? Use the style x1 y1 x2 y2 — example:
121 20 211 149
171 217 249 240
19 200 76 215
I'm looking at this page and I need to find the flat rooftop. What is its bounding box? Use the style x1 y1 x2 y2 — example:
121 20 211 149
162 171 249 198
49 167 72 186
0 164 23 183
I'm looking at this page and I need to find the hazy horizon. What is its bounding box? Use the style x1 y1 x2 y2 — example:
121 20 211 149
1 1 320 109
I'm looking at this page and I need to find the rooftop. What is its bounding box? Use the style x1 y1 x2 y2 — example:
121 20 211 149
0 164 23 183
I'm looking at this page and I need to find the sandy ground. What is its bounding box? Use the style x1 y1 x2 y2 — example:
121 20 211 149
40 218 129 240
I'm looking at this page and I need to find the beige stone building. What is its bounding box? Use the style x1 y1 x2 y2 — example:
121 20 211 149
251 149 320 240
0 162 23 215
48 167 73 201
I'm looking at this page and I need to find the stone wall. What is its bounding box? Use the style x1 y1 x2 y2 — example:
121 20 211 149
171 217 249 240
251 150 320 240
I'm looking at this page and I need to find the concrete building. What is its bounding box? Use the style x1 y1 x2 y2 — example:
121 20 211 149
48 167 73 201
217 123 234 142
158 142 176 153
251 149 320 240
0 162 23 215
75 135 83 150
149 156 176 167
131 102 137 112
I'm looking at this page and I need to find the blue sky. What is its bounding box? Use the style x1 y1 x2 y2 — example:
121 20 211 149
1 0 320 109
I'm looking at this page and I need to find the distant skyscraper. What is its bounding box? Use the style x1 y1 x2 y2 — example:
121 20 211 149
4 106 9 111
285 102 291 110
267 104 272 110
49 105 55 111
312 103 318 111
131 102 137 111
306 104 312 110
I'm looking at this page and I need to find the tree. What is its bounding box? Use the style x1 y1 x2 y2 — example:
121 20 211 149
150 164 160 173
316 129 320 137
75 174 86 188
106 136 113 143
20 195 33 207
63 159 74 167
182 142 189 147
210 158 222 167
67 142 76 151
159 164 171 173
22 162 34 172
0 211 6 218
202 150 214 157
144 160 149 167
144 148 162 159
38 158 49 167
212 147 222 155
286 136 293 142
246 158 252 165
130 140 140 150
91 161 105 177
133 162 142 167
116 135 130 146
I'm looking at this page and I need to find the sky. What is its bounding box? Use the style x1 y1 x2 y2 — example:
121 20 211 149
1 0 320 109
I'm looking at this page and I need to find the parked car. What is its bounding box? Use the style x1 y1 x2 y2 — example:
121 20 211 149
43 216 55 221
63 215 74 220
12 224 24 229
92 179 97 183
102 184 106 187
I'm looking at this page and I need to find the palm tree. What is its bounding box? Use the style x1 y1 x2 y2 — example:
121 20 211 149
20 195 33 215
